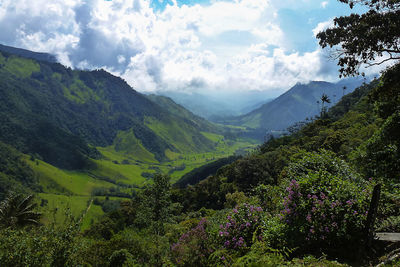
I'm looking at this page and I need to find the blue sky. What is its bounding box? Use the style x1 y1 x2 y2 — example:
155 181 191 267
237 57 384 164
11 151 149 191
0 0 376 96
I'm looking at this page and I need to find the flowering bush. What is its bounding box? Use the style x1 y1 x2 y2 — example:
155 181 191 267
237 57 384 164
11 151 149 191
218 203 263 252
280 152 375 254
171 218 212 265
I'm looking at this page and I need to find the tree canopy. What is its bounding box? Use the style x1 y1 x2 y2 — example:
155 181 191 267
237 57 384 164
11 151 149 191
317 0 400 77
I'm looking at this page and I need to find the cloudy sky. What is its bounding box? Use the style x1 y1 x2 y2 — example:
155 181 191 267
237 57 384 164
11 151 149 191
0 0 376 96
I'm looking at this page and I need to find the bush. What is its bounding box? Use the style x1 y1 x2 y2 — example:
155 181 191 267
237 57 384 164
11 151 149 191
218 203 263 253
280 151 374 256
171 218 212 265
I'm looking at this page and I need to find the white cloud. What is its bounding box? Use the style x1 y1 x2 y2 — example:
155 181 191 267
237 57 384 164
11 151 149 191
321 1 328 8
0 0 342 94
312 19 334 37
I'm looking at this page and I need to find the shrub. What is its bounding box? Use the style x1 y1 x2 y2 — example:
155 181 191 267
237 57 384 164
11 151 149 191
218 203 263 253
280 151 374 256
109 249 137 267
171 218 212 265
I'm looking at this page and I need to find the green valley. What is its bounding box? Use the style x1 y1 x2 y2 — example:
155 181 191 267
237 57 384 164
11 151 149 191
0 48 256 230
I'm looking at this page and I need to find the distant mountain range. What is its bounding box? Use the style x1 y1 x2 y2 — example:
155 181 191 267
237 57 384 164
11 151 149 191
215 78 365 139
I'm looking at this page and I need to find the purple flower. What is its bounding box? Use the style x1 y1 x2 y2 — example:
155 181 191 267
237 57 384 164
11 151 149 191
245 222 251 227
306 214 312 222
233 208 238 213
224 240 230 247
311 207 317 213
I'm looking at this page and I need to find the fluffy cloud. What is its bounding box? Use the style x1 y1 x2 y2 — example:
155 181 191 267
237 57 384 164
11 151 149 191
0 0 346 94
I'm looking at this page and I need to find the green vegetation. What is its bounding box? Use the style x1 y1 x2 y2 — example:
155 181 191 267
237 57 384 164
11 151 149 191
0 193 41 228
1 1 399 265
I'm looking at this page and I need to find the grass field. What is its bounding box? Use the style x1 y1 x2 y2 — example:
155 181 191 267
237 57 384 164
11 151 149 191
26 131 257 229
37 193 128 230
26 157 116 195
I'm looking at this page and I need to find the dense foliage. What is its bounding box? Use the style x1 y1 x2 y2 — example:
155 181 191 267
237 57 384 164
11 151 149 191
0 141 38 200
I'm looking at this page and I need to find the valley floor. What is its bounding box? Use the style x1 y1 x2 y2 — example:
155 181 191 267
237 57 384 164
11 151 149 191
27 133 256 228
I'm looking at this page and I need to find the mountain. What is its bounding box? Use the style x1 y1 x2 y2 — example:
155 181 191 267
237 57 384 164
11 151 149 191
157 90 273 120
221 79 365 139
0 44 57 63
145 94 221 133
0 49 222 169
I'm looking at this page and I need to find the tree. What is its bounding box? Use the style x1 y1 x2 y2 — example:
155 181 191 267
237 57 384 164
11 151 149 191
135 174 172 235
317 0 400 77
320 93 331 117
0 193 41 228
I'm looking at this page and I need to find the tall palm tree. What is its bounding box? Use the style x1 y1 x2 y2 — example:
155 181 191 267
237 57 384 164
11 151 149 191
320 93 331 117
0 193 41 228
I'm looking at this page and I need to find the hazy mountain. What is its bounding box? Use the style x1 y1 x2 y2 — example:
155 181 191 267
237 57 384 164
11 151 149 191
0 49 220 169
157 90 273 120
221 78 365 138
